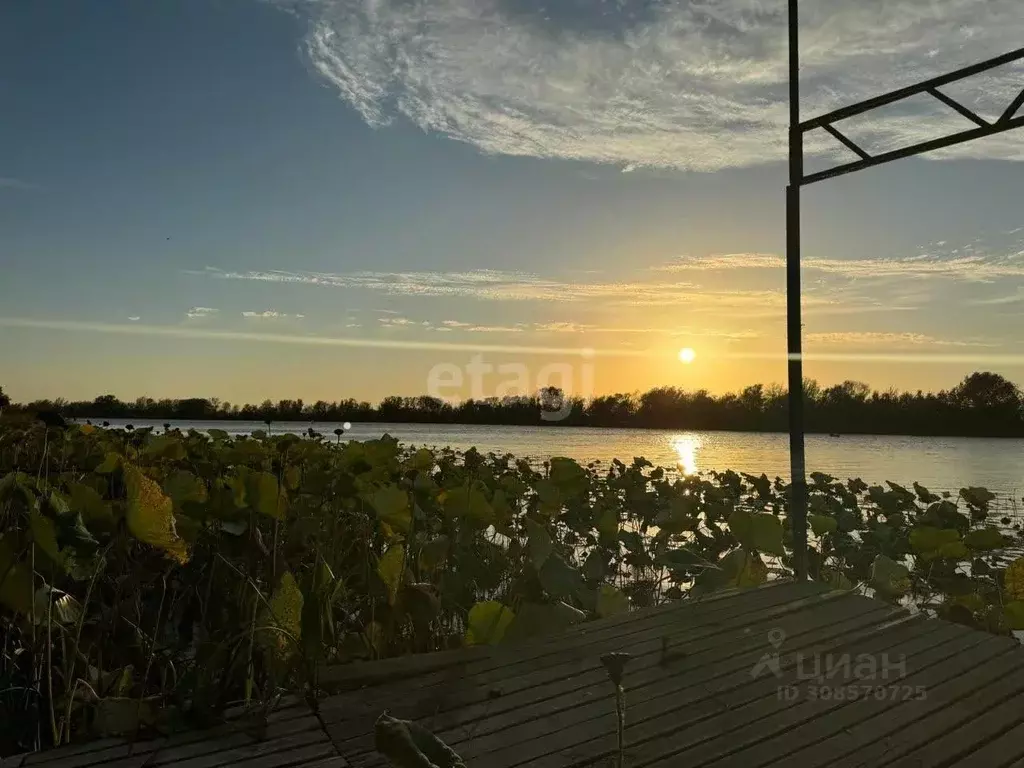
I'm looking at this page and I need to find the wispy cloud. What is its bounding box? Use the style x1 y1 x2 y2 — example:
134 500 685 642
186 307 219 319
284 0 1024 172
197 264 880 313
658 251 1024 281
127 316 141 322
0 317 646 358
805 331 996 348
967 288 1024 306
242 310 305 319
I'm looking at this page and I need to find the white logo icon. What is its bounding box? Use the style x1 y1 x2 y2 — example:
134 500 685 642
751 628 785 678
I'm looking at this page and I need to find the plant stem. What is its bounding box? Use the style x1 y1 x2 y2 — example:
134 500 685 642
615 683 625 768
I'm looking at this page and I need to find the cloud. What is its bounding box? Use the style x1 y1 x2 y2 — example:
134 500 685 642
465 325 525 333
378 316 417 326
0 316 649 358
283 0 1024 172
658 251 1024 281
127 316 141 322
805 331 995 347
967 287 1024 305
532 321 759 338
199 263 901 316
241 310 305 319
186 307 219 319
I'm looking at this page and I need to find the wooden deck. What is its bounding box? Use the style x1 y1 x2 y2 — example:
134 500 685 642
8 580 1024 768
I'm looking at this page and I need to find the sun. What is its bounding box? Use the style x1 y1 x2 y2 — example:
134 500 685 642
678 347 696 364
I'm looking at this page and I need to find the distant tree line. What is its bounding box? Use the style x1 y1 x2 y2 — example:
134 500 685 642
2 372 1024 437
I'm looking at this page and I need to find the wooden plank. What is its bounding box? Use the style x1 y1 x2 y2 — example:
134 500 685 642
319 582 809 691
158 731 332 768
442 598 895 755
15 698 316 768
18 711 326 768
321 581 829 716
702 633 1023 768
952 719 1024 768
634 621 984 768
443 601 901 766
768 644 1024 768
889 688 1024 767
323 582 839 730
20 740 125 766
511 617 957 768
342 611 928 768
328 587 854 761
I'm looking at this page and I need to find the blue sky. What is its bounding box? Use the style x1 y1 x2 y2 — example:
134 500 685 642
2 0 1024 404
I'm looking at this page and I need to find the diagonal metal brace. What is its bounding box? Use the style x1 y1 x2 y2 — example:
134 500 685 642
819 122 872 160
1001 87 1024 124
927 88 989 127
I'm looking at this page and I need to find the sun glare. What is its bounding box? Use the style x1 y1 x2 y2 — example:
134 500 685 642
678 347 696 364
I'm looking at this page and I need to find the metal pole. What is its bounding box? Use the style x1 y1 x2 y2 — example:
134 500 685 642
787 0 809 580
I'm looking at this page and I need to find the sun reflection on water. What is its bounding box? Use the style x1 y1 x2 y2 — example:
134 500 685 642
671 434 701 476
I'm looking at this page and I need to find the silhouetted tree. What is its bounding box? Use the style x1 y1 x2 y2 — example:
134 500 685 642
8 371 1023 437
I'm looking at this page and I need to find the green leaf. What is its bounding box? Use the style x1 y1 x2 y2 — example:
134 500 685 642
538 555 584 600
964 527 1006 552
654 495 698 534
370 485 412 534
730 510 783 555
870 554 911 596
93 697 157 737
143 434 186 461
207 428 229 440
525 518 553 570
441 485 493 526
1004 601 1024 631
960 487 995 509
909 526 967 560
809 514 838 536
69 482 113 526
259 571 303 659
1005 557 1024 601
465 600 515 646
30 509 63 566
656 546 709 570
582 550 607 581
95 453 122 474
224 468 248 508
913 482 939 503
54 509 98 554
549 457 588 498
595 506 618 541
378 544 405 605
162 471 208 507
596 585 629 618
249 472 285 520
0 538 33 616
504 601 586 642
374 712 466 768
697 548 767 591
419 535 449 572
727 509 752 544
124 464 189 563
301 563 336 660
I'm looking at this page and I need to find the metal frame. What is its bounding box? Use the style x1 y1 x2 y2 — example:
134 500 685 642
786 0 1024 579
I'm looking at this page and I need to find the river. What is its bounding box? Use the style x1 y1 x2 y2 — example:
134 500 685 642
90 419 1024 499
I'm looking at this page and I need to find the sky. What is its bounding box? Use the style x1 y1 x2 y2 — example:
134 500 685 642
2 0 1024 406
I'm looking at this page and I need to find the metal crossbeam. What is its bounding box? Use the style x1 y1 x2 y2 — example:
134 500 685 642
799 45 1024 186
784 28 1024 582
